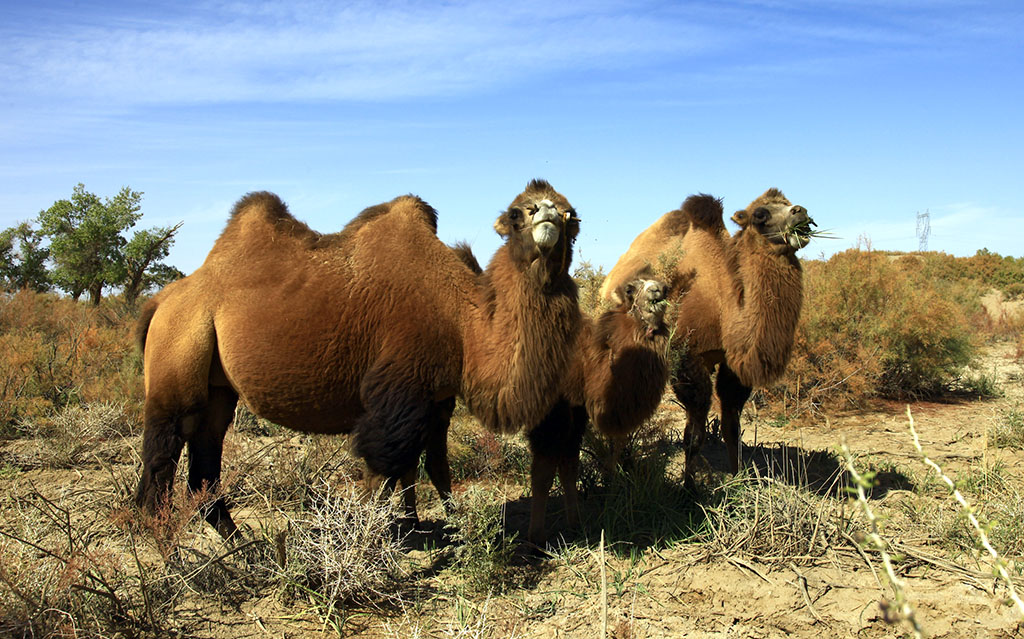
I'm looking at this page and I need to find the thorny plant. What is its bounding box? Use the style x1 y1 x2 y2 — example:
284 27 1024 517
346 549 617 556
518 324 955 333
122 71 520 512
841 440 924 639
906 406 1024 616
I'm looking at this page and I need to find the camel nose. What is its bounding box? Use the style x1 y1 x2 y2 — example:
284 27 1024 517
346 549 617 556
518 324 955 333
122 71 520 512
644 281 665 301
790 205 809 223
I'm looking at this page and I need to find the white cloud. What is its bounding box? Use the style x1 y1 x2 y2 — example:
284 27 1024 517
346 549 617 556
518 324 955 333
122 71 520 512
0 1 714 107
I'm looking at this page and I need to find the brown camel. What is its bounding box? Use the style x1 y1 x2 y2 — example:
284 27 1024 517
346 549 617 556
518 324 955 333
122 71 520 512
446 239 676 544
525 277 675 544
135 180 582 537
601 189 812 486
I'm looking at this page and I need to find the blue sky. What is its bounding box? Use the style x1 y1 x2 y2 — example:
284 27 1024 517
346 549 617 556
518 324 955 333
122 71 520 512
2 1 1022 275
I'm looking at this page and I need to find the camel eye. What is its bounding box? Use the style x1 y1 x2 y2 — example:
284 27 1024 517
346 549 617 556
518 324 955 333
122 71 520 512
508 208 522 222
753 207 769 223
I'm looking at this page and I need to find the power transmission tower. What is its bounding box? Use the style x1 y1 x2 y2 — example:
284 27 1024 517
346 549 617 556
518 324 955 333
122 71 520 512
916 210 930 252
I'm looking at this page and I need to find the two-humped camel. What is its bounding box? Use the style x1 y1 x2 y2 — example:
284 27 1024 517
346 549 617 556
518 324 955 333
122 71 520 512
453 239 678 543
135 180 582 537
601 189 812 486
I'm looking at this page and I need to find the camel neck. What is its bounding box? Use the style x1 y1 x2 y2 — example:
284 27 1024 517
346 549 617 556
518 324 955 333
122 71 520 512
721 230 804 388
461 245 581 434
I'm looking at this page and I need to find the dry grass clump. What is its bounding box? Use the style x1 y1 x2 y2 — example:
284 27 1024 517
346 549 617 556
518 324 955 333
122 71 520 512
269 479 408 616
15 401 136 468
698 466 850 564
989 406 1024 449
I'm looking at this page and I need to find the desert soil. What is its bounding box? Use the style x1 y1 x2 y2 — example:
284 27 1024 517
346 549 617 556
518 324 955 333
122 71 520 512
3 341 1023 639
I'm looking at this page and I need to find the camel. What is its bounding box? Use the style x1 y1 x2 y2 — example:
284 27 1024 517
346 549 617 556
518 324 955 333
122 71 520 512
134 180 582 537
442 240 677 543
524 276 676 544
600 189 812 486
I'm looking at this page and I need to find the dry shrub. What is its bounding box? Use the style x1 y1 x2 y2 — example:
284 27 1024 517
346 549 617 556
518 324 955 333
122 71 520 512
917 249 1024 298
700 466 850 563
0 290 142 431
0 486 154 637
17 401 136 468
763 249 980 417
272 480 407 611
573 260 607 316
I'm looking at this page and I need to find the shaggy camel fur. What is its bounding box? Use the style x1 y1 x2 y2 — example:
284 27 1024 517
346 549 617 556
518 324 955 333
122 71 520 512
525 277 674 544
601 189 811 486
448 242 676 543
135 180 581 537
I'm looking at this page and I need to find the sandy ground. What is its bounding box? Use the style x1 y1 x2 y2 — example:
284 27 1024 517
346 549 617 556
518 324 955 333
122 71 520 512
3 342 1023 638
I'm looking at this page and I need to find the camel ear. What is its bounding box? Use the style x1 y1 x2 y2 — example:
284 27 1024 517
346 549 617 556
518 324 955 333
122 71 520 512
493 216 512 238
731 210 750 227
609 282 633 307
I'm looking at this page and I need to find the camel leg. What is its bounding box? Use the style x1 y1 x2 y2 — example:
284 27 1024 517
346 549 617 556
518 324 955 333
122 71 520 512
135 402 187 515
556 405 588 532
526 399 580 545
716 365 752 475
424 397 455 514
185 385 239 539
671 354 712 490
397 467 419 527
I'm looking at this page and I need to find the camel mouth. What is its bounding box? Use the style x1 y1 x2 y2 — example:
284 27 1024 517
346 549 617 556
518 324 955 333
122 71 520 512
633 280 670 334
530 201 562 249
780 216 817 250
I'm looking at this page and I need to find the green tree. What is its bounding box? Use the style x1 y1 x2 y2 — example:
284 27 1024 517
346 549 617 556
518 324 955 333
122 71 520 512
36 183 182 306
0 221 50 292
121 222 184 305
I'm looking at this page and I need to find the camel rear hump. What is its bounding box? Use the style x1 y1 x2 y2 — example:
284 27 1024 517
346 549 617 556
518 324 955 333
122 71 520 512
681 194 726 232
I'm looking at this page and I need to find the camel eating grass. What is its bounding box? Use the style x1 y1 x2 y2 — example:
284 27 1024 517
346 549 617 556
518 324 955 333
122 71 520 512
525 276 677 544
134 180 582 538
601 189 812 487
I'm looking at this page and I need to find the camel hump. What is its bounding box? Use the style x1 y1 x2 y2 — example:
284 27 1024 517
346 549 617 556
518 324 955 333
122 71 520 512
450 241 483 275
230 191 290 221
681 194 725 231
343 195 439 238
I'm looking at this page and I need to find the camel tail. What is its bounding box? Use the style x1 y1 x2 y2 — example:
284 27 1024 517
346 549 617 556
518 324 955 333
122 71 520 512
135 298 159 354
681 194 725 232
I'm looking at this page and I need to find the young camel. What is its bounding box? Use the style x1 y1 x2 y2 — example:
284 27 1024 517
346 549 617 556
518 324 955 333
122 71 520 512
135 180 582 537
601 190 813 487
449 241 677 543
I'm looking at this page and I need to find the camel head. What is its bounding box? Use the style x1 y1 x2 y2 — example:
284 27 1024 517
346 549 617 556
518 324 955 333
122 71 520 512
494 179 579 274
731 188 814 254
614 278 671 337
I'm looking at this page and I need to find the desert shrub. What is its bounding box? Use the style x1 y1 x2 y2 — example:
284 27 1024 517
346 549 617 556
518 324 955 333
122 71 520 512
918 249 1024 298
763 249 980 415
572 260 606 316
446 485 518 595
270 480 407 616
16 401 135 468
0 290 142 430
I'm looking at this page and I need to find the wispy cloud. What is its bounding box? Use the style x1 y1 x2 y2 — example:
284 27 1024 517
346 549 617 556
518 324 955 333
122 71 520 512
0 1 714 107
4 0 1015 110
